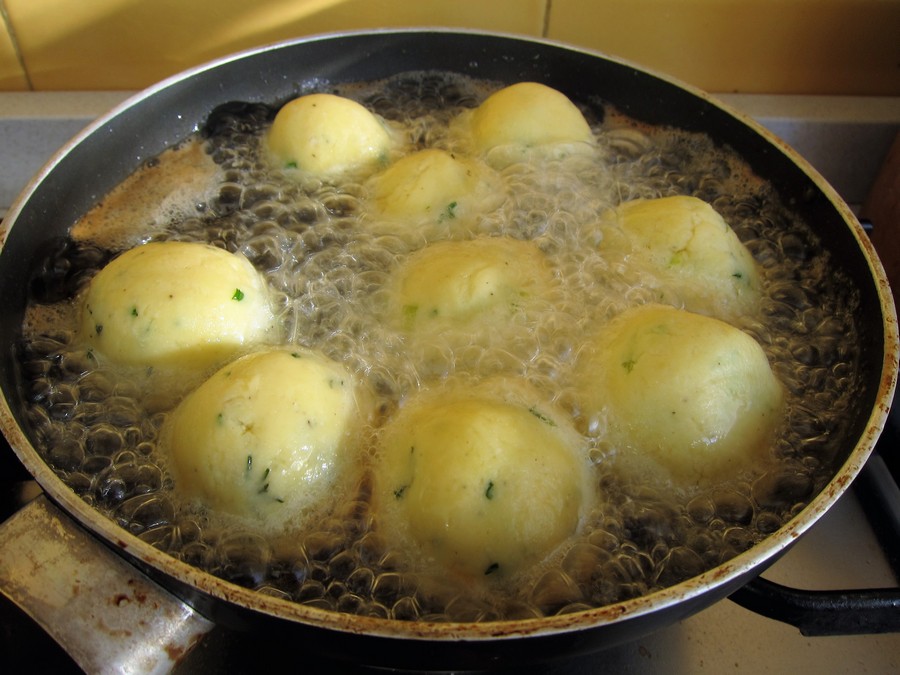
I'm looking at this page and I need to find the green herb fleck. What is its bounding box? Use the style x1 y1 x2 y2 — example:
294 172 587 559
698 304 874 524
732 271 744 279
259 483 270 494
130 307 139 317
393 485 408 499
245 455 253 475
439 201 458 223
485 480 495 500
262 467 270 480
285 161 298 169
528 407 557 427
216 412 224 426
291 352 302 358
622 358 636 373
484 562 500 575
232 288 245 301
95 323 104 335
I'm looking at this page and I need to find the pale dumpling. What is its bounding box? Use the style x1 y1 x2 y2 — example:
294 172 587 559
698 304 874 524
375 380 591 579
367 148 505 228
386 237 553 331
266 93 393 176
456 82 594 165
164 348 364 527
82 241 276 370
598 196 762 320
576 304 783 486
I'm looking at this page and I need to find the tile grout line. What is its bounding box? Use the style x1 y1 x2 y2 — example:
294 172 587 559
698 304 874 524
542 0 552 37
0 0 32 90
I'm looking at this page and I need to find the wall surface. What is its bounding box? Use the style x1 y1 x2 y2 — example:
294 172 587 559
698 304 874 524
0 0 898 94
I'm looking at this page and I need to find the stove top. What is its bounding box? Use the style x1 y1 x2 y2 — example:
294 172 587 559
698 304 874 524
1 92 899 673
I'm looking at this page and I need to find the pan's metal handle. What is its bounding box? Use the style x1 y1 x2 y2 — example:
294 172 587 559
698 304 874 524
730 453 900 636
729 577 900 636
0 494 214 674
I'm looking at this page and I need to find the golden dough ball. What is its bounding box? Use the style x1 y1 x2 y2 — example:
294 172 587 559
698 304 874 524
266 93 393 176
367 148 505 227
386 237 553 331
599 196 762 320
461 82 593 161
577 304 783 486
375 380 591 579
164 348 364 526
82 241 276 371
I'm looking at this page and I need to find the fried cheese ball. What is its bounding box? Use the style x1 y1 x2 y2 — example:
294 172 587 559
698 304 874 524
598 196 762 320
164 348 364 527
82 241 276 371
367 148 505 228
375 380 591 579
456 82 594 165
576 304 783 486
385 237 553 331
266 93 393 176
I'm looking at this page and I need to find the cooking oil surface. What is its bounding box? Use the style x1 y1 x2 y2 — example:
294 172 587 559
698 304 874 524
19 72 861 621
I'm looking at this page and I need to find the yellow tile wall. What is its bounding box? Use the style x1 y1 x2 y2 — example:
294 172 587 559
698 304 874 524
548 0 900 96
0 5 27 90
0 0 898 94
1 0 546 90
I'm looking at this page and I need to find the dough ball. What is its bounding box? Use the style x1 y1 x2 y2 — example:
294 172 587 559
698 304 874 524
266 93 393 176
367 148 505 228
375 380 591 579
386 237 553 331
82 241 276 370
457 82 594 166
598 196 762 320
164 348 364 526
576 304 783 486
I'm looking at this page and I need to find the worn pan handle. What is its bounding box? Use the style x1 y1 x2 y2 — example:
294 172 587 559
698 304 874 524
730 453 900 636
0 494 214 674
729 578 900 636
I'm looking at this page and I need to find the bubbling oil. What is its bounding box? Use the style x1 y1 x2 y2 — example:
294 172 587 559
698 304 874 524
18 72 862 621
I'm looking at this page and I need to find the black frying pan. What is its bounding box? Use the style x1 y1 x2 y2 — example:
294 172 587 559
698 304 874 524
0 30 896 671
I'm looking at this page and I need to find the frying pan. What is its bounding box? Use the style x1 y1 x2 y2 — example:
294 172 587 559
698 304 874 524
0 29 896 671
